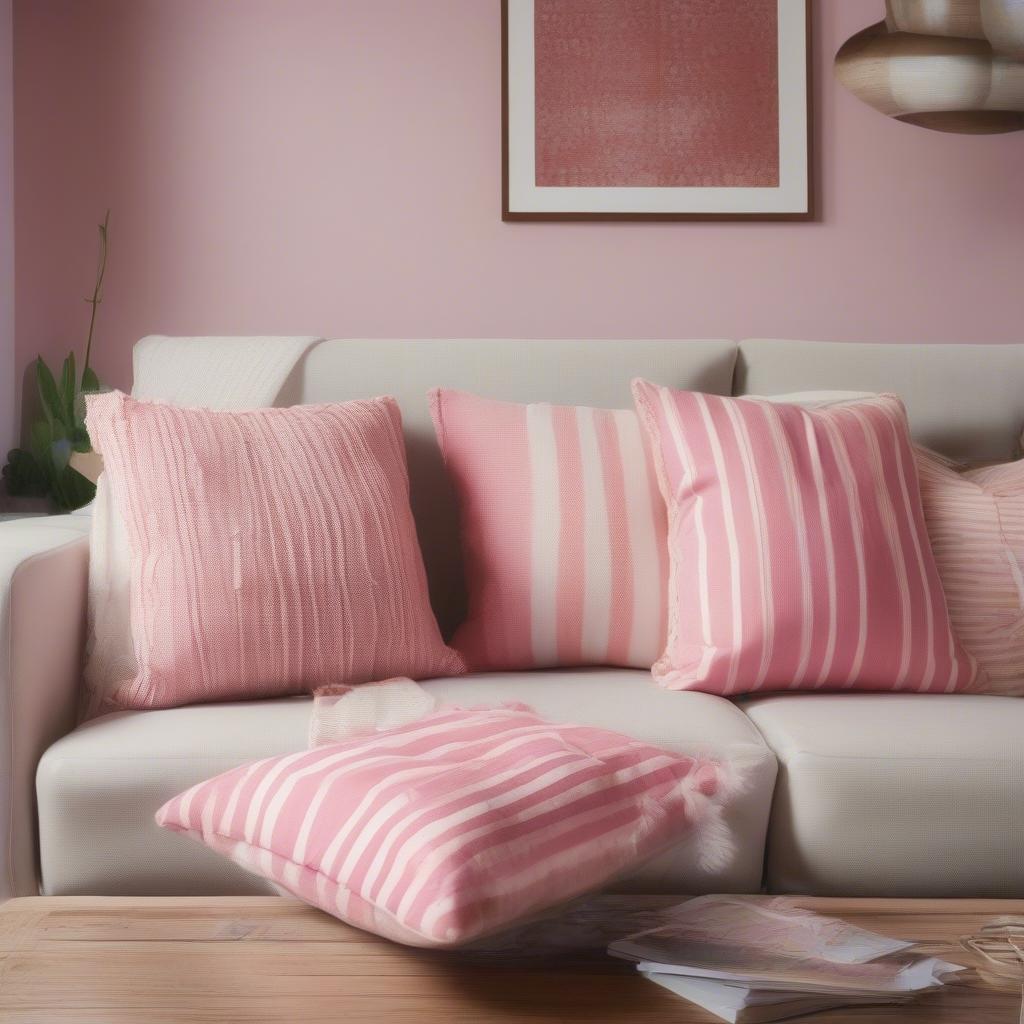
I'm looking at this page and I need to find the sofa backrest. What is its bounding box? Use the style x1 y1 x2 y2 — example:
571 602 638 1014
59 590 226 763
276 339 737 633
737 339 1024 464
131 335 1024 634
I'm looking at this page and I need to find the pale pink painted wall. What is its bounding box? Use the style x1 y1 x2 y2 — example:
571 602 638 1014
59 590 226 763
0 0 13 458
12 0 1024 408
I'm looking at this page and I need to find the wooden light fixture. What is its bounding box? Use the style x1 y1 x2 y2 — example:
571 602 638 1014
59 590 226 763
835 0 1024 133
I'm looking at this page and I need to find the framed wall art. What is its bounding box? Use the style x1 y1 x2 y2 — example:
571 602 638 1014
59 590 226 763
502 0 812 221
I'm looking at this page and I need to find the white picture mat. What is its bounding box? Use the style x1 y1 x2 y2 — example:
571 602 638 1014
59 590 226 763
506 0 809 215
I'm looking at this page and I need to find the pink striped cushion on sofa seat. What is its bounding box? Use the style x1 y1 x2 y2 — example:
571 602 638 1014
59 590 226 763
916 447 1024 694
85 391 462 709
631 382 977 695
429 388 667 671
156 704 734 947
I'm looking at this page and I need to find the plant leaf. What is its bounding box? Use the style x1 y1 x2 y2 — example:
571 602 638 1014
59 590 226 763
30 418 51 457
1 448 48 497
53 464 96 511
81 366 101 393
50 437 72 475
29 420 58 492
36 358 66 430
71 425 91 453
61 352 77 427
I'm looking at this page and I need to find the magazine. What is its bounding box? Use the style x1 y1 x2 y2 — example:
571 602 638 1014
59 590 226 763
643 973 915 1024
608 896 964 1023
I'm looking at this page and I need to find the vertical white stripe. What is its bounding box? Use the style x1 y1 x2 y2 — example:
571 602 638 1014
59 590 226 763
761 404 815 687
657 388 715 680
616 411 663 666
332 884 351 918
693 395 743 694
820 417 870 686
849 405 913 688
576 407 612 661
217 760 266 835
801 415 839 681
176 784 201 829
198 784 219 837
315 871 330 908
722 401 774 690
242 750 313 842
257 848 276 880
526 405 560 665
880 405 938 691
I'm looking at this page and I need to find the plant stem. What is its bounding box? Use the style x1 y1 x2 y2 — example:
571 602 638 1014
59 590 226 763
83 210 110 376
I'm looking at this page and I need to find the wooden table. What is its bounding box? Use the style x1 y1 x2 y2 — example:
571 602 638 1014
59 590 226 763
0 895 1021 1022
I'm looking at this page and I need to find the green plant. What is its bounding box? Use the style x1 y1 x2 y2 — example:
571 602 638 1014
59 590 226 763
2 212 109 511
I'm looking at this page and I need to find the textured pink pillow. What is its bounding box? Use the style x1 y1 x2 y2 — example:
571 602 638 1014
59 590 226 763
916 447 1023 694
631 382 977 695
156 704 733 947
430 389 667 671
85 391 462 708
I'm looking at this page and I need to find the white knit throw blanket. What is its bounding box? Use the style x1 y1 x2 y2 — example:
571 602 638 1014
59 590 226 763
83 335 323 716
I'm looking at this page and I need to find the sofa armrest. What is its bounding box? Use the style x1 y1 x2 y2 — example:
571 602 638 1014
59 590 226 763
0 518 90 898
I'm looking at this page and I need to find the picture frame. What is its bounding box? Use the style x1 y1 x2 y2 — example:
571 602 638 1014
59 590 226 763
502 0 812 221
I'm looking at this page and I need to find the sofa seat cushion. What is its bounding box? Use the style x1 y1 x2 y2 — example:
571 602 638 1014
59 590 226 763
37 669 776 897
744 693 1024 897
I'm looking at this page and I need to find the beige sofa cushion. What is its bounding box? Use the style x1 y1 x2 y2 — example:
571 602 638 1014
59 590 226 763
37 669 775 897
736 339 1024 463
0 517 91 899
744 693 1024 897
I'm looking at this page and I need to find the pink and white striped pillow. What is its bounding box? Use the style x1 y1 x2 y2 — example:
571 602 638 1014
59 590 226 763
430 389 667 671
916 448 1024 694
156 704 732 947
631 382 978 695
86 391 462 709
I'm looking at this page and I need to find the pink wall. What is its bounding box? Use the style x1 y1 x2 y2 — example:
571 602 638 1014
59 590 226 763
12 0 1024 409
0 0 12 458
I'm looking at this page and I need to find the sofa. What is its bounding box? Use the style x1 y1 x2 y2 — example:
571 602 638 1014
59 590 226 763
3 337 1024 903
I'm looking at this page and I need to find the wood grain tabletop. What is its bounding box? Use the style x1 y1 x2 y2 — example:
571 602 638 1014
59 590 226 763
1 895 1022 1023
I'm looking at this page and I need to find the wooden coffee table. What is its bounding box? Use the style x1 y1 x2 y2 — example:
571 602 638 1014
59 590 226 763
0 895 1021 1022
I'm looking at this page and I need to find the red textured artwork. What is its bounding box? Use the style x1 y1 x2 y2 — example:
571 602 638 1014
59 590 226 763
534 0 780 188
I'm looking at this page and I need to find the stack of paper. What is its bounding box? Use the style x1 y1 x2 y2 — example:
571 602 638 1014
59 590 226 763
608 896 964 1024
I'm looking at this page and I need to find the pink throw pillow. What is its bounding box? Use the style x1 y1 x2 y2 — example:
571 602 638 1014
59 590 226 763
86 391 462 708
916 447 1024 694
631 382 977 695
156 704 733 947
430 389 667 671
